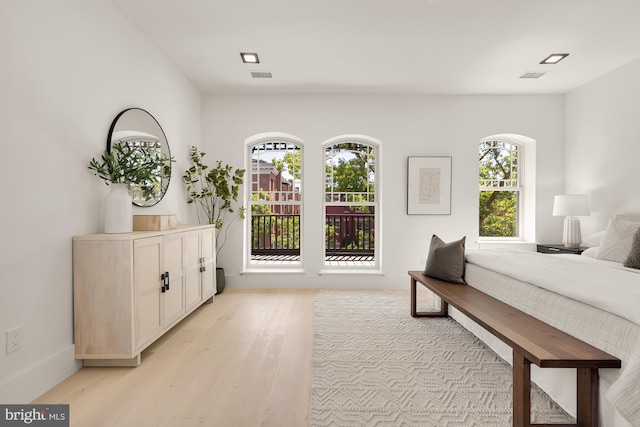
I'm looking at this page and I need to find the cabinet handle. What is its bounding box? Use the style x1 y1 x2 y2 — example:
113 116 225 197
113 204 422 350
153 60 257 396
160 273 166 293
200 257 206 272
165 271 170 291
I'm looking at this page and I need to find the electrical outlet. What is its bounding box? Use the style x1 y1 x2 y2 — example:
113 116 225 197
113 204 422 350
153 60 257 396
6 326 23 354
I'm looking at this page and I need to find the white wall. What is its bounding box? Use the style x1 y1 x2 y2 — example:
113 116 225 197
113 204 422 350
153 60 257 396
202 93 565 289
0 0 201 402
565 58 640 235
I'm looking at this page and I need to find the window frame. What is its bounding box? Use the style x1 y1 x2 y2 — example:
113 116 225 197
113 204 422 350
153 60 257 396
478 134 536 243
479 139 523 239
243 132 304 272
321 135 382 273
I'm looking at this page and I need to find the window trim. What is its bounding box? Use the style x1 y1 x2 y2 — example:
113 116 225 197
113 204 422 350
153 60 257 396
478 134 536 243
243 132 304 272
321 134 382 273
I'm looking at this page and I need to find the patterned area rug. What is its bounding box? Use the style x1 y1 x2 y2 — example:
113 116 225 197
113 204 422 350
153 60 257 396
310 289 574 426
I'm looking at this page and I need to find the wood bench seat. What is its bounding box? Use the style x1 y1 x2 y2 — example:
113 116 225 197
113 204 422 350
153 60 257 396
408 270 621 427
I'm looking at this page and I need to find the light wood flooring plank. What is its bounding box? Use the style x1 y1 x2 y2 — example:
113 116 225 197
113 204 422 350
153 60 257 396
33 289 318 427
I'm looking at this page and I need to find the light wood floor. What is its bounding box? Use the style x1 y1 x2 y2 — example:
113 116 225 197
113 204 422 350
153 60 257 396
34 289 318 427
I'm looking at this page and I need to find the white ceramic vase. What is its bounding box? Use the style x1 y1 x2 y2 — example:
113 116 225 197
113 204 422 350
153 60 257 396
104 183 133 233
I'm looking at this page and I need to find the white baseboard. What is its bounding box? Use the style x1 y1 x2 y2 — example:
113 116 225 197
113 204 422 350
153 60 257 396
227 273 407 290
0 345 80 403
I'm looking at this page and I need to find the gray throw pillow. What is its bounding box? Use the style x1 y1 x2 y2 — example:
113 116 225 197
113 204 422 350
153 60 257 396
423 234 466 284
623 228 640 269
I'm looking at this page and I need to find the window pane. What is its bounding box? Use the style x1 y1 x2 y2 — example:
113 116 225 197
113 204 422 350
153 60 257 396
479 141 519 188
325 206 375 266
325 206 375 251
325 142 375 203
479 190 519 237
324 141 377 268
479 139 521 238
251 212 300 252
249 142 302 265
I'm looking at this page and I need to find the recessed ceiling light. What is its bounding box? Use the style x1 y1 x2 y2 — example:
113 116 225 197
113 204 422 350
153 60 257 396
240 52 260 64
520 72 546 79
540 53 569 64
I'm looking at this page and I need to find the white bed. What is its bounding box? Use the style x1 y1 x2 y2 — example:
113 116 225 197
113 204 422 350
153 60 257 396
456 214 640 426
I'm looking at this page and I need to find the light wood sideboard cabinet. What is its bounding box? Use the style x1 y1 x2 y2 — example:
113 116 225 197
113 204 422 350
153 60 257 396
73 225 216 366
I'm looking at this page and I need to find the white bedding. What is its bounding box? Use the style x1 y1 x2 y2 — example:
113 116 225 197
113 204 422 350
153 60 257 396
464 249 640 426
465 249 640 326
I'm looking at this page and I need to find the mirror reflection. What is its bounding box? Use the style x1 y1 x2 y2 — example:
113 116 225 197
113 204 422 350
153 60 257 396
107 108 172 207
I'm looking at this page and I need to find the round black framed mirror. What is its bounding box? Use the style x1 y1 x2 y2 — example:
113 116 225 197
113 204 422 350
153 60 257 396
107 108 172 207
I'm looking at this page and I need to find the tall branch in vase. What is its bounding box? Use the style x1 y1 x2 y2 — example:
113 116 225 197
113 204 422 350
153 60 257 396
183 146 246 261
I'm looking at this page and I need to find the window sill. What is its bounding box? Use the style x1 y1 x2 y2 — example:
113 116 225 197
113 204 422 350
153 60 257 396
319 269 384 276
241 268 306 275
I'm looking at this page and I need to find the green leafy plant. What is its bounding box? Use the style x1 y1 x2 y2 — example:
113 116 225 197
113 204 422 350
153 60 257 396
88 141 174 201
183 146 246 260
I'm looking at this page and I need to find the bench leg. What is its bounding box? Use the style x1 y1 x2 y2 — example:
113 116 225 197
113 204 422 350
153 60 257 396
577 368 599 427
514 357 599 427
513 350 531 427
411 277 448 317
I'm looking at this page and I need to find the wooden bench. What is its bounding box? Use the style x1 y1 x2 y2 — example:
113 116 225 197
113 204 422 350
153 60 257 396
409 270 621 427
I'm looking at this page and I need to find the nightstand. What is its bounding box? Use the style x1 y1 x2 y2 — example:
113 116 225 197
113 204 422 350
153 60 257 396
536 244 586 255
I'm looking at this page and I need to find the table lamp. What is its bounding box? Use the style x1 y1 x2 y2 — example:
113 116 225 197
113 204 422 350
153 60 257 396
552 194 591 248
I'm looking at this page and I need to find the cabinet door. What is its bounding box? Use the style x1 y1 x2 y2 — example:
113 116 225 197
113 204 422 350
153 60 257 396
163 233 186 327
185 231 202 310
201 227 216 297
134 236 164 349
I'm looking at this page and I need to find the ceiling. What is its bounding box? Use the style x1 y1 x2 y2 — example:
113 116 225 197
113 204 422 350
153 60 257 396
111 0 640 95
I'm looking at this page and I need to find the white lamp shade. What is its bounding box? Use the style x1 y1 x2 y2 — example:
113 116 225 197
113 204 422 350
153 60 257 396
552 194 591 217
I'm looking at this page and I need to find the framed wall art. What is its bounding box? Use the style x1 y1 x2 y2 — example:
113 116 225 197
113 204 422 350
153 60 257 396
407 156 452 215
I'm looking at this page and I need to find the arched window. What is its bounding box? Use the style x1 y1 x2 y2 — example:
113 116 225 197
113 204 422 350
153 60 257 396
245 133 303 268
479 134 535 241
323 135 381 270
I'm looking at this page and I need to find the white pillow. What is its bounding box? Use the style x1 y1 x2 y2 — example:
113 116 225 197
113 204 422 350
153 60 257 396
581 247 599 258
582 231 606 247
596 217 640 263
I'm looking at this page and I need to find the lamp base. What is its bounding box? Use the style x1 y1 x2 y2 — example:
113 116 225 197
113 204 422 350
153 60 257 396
563 216 582 249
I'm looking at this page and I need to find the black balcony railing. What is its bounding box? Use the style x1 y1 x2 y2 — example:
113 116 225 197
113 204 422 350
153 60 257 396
251 214 300 255
325 214 375 255
250 214 375 257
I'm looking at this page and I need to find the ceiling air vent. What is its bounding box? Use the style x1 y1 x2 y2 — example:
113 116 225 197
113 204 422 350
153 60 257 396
251 71 272 79
520 72 546 79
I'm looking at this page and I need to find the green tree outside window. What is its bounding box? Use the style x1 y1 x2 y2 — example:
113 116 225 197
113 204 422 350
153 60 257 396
479 141 520 237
